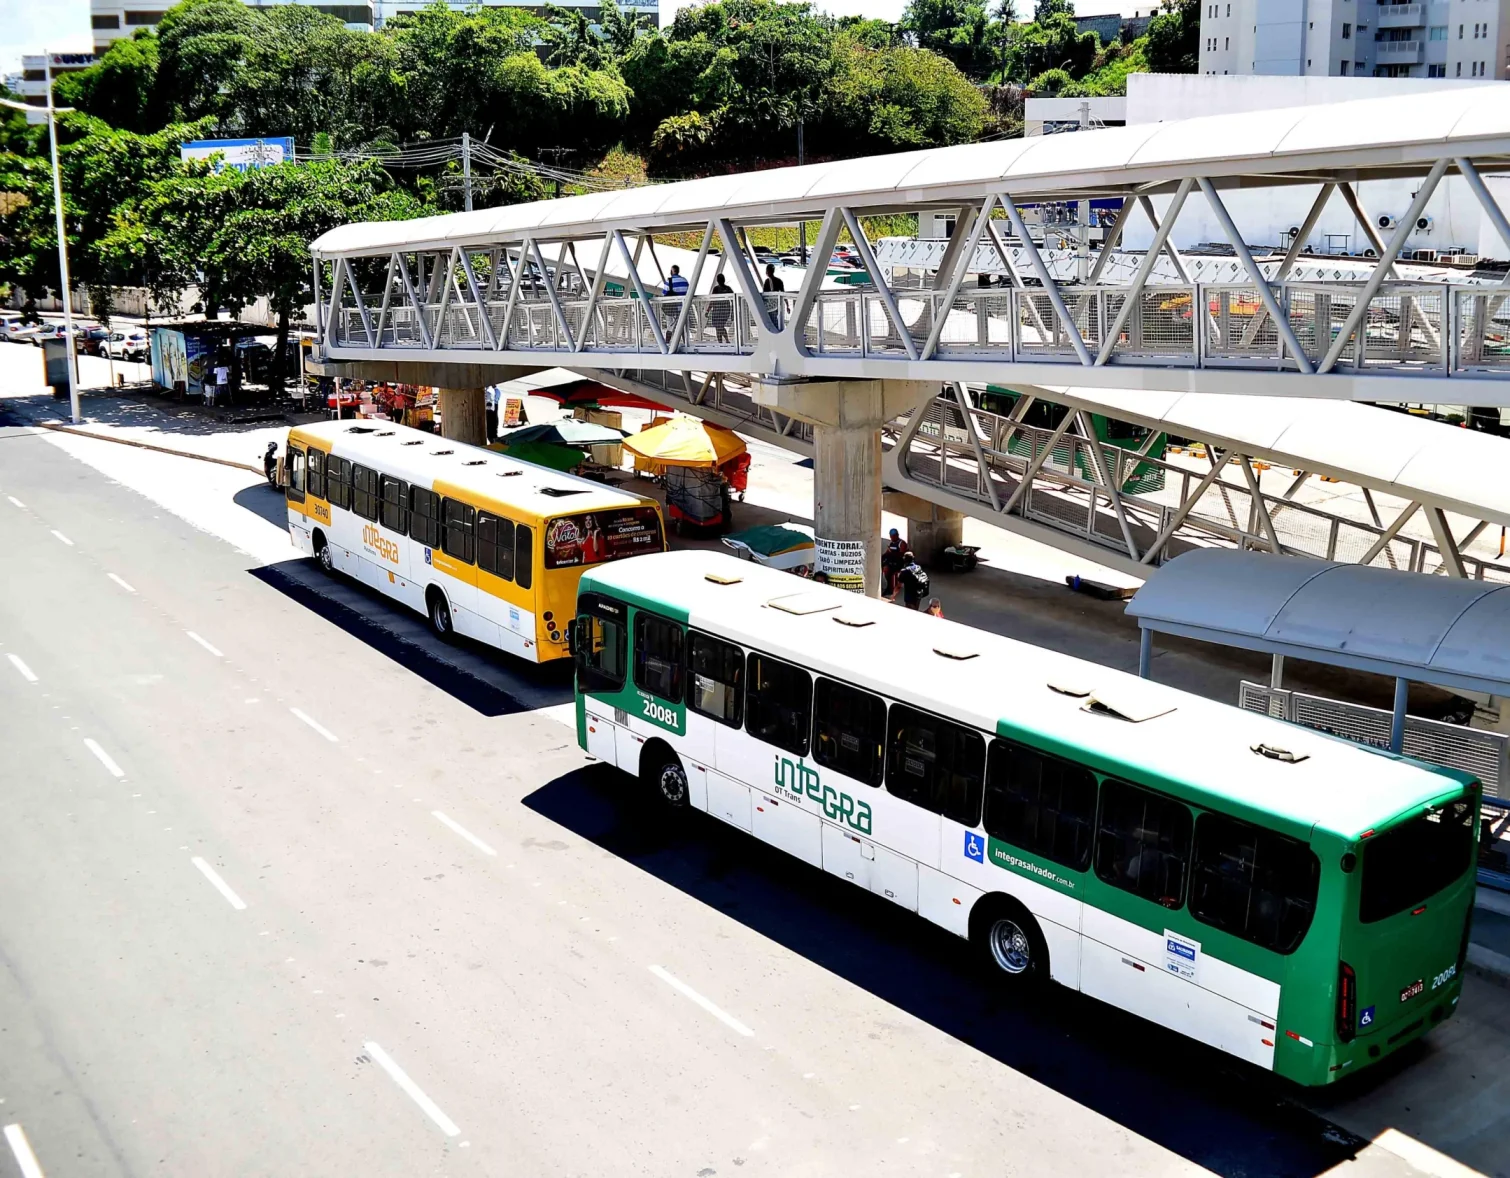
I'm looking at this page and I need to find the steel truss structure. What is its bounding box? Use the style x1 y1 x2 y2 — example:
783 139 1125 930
313 89 1510 403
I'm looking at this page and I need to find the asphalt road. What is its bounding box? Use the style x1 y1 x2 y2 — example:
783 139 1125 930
0 415 1435 1178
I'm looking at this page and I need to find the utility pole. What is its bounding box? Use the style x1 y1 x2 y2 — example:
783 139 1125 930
0 59 82 423
1076 99 1091 285
797 118 807 265
462 131 473 212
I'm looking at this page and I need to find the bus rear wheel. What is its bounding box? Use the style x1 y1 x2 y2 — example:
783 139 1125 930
972 898 1048 988
427 589 453 640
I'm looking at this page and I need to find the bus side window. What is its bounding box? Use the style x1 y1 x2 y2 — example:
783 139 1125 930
380 475 408 533
687 631 743 727
983 739 1096 872
1094 779 1192 910
634 612 684 703
308 449 325 500
441 498 475 563
286 445 306 502
575 596 626 694
887 705 985 824
408 486 441 549
1190 814 1319 954
477 513 516 581
351 464 379 521
327 457 351 510
813 677 886 787
515 524 533 589
745 653 811 757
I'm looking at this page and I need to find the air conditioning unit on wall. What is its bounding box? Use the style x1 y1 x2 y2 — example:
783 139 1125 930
1377 213 1398 230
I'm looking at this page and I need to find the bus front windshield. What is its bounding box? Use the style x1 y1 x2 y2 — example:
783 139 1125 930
543 507 664 570
1359 793 1477 923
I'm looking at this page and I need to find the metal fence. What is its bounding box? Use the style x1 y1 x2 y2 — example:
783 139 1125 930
1238 681 1509 799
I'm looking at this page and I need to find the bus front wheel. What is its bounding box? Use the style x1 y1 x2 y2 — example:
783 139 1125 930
642 744 688 809
971 898 1048 988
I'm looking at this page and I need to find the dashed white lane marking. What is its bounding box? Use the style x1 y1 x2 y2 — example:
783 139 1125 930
186 631 223 658
363 1041 461 1137
5 496 23 508
431 811 497 857
106 573 135 593
4 1123 46 1178
191 857 247 911
82 738 124 778
289 707 338 742
6 654 38 683
647 965 754 1038
49 530 73 547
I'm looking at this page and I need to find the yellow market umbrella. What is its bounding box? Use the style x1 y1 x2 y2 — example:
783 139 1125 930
622 415 746 469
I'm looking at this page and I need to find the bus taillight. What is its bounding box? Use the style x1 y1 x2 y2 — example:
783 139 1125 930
1337 962 1357 1042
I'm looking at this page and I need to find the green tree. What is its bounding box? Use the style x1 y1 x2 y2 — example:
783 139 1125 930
1033 0 1072 19
901 0 994 77
1146 0 1200 73
828 33 987 150
1004 11 1098 81
55 33 162 133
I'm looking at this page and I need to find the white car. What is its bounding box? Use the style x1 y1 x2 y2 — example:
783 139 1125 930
2 318 41 343
104 332 149 362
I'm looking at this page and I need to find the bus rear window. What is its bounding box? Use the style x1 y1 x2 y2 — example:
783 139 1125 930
1359 795 1476 923
543 507 663 570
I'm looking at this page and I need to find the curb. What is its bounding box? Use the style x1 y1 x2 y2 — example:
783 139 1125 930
1465 942 1510 989
27 420 264 475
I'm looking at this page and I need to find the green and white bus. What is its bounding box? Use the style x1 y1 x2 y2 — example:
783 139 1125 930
570 550 1478 1086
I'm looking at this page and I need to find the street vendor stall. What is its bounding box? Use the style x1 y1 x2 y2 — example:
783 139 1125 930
622 416 749 534
722 523 815 570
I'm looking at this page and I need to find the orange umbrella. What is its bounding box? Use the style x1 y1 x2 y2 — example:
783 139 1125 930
622 415 747 469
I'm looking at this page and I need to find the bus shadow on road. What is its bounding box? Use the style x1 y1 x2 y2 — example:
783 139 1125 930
525 763 1372 1178
249 559 574 717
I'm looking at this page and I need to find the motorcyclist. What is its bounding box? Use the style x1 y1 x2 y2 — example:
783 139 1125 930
264 441 279 486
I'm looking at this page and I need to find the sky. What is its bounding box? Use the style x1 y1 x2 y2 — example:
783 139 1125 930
1 0 1145 79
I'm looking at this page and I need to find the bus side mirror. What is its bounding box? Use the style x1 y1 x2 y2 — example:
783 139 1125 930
566 618 578 657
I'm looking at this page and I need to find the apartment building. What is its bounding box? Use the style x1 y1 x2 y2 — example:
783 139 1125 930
14 53 97 108
1198 0 1509 79
89 0 660 55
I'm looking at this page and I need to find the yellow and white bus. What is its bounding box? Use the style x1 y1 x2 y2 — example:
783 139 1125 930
282 419 665 662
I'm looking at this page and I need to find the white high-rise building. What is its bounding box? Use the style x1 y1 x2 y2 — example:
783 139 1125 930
1198 0 1510 79
89 0 660 56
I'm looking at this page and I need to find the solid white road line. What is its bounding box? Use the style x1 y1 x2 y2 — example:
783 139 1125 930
431 811 498 857
186 631 223 658
191 857 247 911
5 496 23 508
6 654 38 683
290 707 338 742
82 738 124 778
647 965 755 1038
106 573 136 593
4 1123 46 1178
49 530 73 547
362 1041 461 1137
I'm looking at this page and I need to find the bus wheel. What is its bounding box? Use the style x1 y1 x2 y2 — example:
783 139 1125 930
972 898 1048 987
427 589 453 640
644 746 688 809
313 531 334 576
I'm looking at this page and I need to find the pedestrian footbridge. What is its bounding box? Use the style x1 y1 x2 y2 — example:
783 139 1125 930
313 88 1510 405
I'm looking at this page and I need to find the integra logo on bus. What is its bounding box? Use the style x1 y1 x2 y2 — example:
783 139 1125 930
362 525 399 564
773 756 873 835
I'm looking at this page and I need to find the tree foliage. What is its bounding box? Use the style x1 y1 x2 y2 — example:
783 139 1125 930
1146 0 1201 74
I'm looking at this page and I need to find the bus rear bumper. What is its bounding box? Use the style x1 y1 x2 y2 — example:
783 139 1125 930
1294 977 1464 1086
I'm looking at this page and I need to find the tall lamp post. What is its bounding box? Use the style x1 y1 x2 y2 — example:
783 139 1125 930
1 63 80 425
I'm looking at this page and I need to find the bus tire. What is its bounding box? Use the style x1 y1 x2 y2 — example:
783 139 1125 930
426 587 453 640
642 742 688 809
970 896 1049 989
313 530 334 576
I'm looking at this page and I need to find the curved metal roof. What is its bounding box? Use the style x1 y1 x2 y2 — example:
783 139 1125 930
313 88 1510 257
1025 385 1510 527
1127 549 1510 694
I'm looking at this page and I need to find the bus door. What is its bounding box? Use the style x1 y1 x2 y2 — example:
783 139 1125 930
573 594 629 765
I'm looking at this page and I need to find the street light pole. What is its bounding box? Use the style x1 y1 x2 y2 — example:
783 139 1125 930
2 67 80 423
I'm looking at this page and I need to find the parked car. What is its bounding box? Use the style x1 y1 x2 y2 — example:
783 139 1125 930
74 325 111 355
1 316 36 343
28 324 70 346
104 331 149 362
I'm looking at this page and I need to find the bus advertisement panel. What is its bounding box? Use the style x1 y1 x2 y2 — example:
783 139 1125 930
544 508 663 569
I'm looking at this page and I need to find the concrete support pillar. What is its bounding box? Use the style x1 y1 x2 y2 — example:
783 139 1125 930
755 377 936 599
883 490 964 566
814 419 883 595
439 387 487 447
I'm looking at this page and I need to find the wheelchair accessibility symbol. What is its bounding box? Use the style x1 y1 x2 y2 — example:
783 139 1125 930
964 832 985 863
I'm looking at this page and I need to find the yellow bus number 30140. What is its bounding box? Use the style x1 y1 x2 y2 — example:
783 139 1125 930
363 525 400 564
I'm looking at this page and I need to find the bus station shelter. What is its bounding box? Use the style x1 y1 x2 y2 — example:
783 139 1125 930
1126 549 1510 769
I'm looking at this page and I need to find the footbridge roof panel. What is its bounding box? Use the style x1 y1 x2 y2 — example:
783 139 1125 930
312 89 1510 258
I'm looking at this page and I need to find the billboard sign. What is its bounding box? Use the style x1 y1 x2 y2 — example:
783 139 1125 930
180 137 295 172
